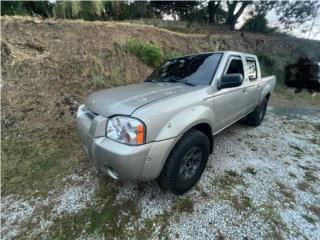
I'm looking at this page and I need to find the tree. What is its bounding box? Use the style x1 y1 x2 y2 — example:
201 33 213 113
253 0 319 30
277 1 319 29
151 1 200 20
225 0 253 30
1 1 29 16
1 1 53 17
53 0 104 20
242 15 276 33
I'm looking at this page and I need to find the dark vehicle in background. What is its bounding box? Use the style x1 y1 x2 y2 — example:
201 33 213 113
285 58 320 92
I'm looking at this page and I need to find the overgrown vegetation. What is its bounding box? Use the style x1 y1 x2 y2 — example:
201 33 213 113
172 198 194 214
242 15 276 33
1 0 318 34
1 128 83 197
127 38 164 67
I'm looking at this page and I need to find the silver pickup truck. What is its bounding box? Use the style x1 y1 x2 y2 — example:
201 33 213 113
76 51 276 194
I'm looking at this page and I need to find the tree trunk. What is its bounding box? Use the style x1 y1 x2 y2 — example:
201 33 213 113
226 1 252 30
208 1 220 23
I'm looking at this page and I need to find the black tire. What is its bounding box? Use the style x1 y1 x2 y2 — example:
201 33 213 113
157 129 210 195
246 97 268 127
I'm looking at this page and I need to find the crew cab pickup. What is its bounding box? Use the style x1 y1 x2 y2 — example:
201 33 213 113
76 51 276 194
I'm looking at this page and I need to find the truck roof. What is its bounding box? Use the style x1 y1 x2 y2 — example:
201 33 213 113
173 51 257 60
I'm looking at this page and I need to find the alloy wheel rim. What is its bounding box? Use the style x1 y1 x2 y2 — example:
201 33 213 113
179 146 202 181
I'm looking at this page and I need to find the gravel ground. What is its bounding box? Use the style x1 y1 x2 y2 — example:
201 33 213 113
1 107 320 239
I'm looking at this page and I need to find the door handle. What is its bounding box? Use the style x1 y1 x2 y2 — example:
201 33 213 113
256 84 260 89
243 88 248 93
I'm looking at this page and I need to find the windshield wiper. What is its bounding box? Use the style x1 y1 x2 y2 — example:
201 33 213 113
145 79 159 83
165 78 195 86
146 77 195 86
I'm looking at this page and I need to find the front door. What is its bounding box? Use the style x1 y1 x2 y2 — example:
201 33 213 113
214 56 247 133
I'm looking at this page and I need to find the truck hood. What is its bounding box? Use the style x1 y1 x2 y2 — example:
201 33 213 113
85 82 199 117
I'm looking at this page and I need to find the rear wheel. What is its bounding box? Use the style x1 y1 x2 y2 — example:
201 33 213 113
157 129 210 195
246 97 268 127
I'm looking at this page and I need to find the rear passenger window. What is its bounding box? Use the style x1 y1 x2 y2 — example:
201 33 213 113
226 59 244 77
246 59 257 80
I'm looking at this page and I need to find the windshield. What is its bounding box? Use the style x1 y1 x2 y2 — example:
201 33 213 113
145 53 222 86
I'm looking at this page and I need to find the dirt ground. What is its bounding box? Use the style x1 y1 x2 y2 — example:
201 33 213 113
1 17 320 240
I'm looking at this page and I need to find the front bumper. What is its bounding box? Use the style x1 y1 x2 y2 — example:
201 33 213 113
76 105 175 181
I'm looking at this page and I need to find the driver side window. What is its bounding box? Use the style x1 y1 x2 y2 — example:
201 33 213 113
226 59 244 77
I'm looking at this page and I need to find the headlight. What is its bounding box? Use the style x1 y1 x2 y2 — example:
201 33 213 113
106 116 145 145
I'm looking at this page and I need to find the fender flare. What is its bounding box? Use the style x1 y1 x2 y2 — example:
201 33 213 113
259 84 271 103
155 105 215 141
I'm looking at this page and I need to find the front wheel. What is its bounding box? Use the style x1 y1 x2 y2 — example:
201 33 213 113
246 97 268 127
157 129 210 195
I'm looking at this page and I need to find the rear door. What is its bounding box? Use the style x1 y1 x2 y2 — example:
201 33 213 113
214 55 247 133
244 57 261 112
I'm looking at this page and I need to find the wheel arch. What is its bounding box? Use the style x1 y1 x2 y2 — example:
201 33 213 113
191 123 214 154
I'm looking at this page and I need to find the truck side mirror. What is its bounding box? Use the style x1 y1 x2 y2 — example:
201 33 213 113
218 74 243 90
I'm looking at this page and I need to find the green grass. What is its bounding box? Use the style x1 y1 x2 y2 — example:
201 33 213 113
230 194 254 212
46 179 132 239
244 167 257 175
172 198 194 214
213 171 245 191
1 128 83 197
259 203 287 239
304 171 318 182
127 38 164 67
276 181 295 203
163 50 183 61
297 181 312 192
302 214 317 225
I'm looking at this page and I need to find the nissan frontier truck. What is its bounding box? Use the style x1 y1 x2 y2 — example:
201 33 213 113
76 51 276 194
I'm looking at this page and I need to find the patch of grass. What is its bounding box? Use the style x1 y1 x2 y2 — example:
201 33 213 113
1 129 82 197
89 57 106 88
298 164 312 171
276 181 295 203
92 73 105 88
307 205 320 218
297 181 313 192
127 38 164 67
244 167 257 175
288 172 297 178
309 137 320 145
109 67 122 86
289 144 303 152
250 147 258 151
172 198 194 214
48 203 120 239
259 204 287 238
304 171 318 182
213 171 245 191
302 214 317 225
225 170 240 177
46 180 141 239
164 50 183 61
230 194 253 212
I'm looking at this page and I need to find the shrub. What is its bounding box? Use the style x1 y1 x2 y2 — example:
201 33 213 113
127 38 164 67
164 50 183 61
242 15 277 33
